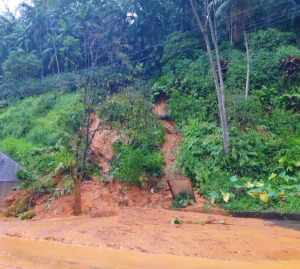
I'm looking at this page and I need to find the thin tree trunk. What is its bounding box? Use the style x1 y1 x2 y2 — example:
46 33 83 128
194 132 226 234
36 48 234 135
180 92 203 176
230 18 233 45
72 77 91 216
40 39 43 80
209 16 230 154
189 0 230 154
45 5 55 76
48 9 63 93
73 179 81 216
243 21 250 99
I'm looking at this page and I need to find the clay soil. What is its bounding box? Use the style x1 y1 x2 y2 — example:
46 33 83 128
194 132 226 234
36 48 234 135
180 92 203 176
1 209 300 264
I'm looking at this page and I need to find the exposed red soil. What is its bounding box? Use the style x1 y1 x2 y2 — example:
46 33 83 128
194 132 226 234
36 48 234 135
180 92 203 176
1 179 217 219
89 112 119 174
1 101 216 220
154 101 183 175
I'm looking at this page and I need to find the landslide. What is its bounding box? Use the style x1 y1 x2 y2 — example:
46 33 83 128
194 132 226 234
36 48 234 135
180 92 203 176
1 101 216 220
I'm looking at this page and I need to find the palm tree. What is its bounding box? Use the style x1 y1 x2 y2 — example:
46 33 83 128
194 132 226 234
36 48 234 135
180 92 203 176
47 6 63 91
19 2 47 78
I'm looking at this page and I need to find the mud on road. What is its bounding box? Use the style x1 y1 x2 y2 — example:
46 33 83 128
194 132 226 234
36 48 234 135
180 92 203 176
1 207 300 265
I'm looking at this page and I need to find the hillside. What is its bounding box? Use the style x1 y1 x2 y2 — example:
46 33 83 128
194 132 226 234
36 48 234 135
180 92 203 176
0 27 300 216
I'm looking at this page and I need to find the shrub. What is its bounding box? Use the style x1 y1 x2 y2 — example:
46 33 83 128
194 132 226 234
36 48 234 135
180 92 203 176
2 53 41 81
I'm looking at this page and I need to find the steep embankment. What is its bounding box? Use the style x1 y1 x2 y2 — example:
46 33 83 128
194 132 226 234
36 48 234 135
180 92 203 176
2 101 217 219
153 101 183 168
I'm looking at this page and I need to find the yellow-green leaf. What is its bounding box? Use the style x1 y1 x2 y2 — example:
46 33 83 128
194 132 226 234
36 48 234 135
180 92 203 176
268 173 277 180
259 193 268 203
255 183 264 187
249 191 259 198
245 181 254 188
223 193 230 203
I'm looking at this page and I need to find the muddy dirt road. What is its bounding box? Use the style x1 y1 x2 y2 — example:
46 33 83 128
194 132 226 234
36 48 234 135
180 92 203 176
0 236 299 269
1 208 300 268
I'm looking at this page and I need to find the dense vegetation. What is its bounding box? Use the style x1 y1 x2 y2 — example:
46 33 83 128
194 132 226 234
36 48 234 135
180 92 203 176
160 29 300 212
1 0 300 213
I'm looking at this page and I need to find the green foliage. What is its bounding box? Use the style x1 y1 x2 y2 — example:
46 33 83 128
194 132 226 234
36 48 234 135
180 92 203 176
104 92 165 185
247 29 296 51
2 53 41 81
16 170 36 187
30 175 57 194
160 32 199 67
158 29 300 212
0 92 83 176
111 143 164 186
59 36 82 71
19 210 36 220
172 193 195 208
55 174 74 198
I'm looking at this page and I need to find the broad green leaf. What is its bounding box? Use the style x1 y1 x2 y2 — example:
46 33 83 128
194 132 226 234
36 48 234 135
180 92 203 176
295 185 300 191
279 171 286 178
230 175 238 182
234 184 245 189
266 191 278 198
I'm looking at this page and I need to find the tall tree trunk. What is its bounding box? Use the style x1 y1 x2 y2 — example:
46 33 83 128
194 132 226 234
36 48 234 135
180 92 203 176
209 17 230 154
45 5 55 76
73 179 81 216
243 21 250 99
230 18 233 45
40 39 43 80
48 9 63 93
189 0 230 154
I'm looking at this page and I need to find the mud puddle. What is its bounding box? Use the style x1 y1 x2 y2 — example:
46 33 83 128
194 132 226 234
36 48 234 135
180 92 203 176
0 237 299 269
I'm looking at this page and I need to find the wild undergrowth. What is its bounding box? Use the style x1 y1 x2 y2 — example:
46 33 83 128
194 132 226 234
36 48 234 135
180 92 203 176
0 92 83 180
99 91 165 186
151 29 300 212
0 81 165 193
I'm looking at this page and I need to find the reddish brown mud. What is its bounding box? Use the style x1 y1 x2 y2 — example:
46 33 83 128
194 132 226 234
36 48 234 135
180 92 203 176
0 236 299 269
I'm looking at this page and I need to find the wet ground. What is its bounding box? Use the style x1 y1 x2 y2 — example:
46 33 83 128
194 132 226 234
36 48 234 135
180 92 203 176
1 207 300 268
0 236 299 269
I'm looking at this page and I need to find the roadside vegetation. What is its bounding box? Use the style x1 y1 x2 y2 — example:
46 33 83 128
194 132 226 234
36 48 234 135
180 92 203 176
1 0 300 215
156 29 300 212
